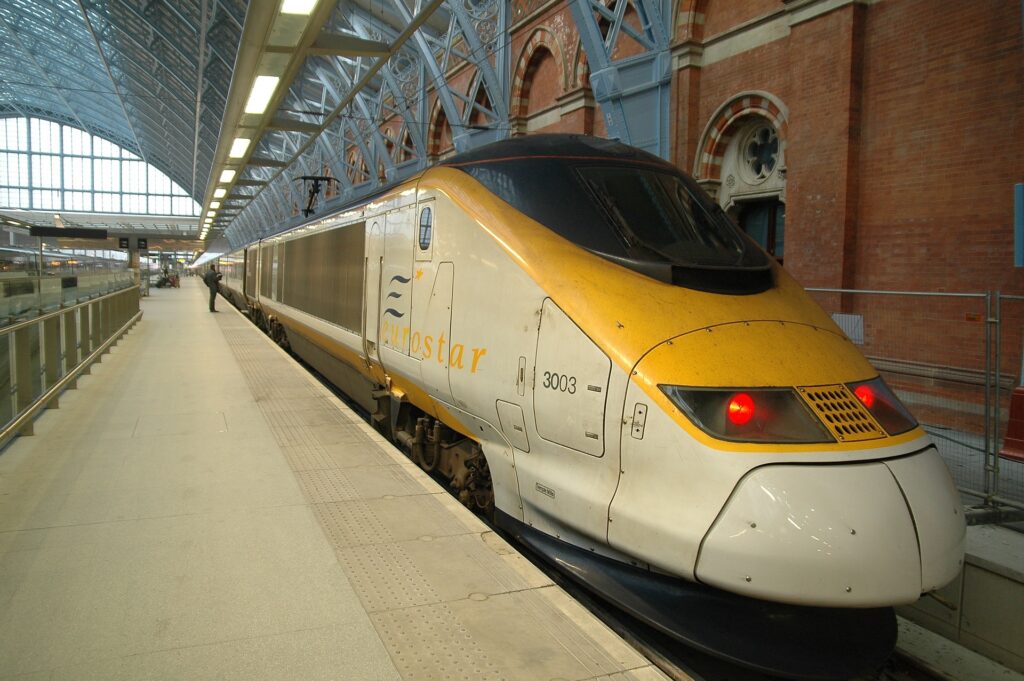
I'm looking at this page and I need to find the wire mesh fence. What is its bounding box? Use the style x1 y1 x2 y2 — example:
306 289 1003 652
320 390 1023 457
807 288 1024 512
996 294 1024 508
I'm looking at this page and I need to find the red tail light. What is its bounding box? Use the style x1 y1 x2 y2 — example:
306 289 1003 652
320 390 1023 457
727 392 755 425
660 386 834 443
846 378 918 435
853 384 876 409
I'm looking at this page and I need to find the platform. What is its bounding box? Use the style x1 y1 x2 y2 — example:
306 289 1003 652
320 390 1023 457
0 280 667 681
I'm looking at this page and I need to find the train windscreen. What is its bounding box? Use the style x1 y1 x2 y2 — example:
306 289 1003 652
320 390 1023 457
454 156 773 293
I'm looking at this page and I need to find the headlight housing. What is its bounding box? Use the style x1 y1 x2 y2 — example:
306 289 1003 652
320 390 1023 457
847 377 918 435
660 386 835 444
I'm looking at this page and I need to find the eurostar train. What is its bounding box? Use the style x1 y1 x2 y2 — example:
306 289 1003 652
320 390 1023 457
217 135 965 678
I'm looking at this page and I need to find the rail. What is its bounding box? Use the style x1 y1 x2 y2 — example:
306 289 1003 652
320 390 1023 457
0 285 142 450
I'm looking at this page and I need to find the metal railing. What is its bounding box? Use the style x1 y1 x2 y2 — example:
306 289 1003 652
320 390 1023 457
0 284 142 449
807 288 1024 518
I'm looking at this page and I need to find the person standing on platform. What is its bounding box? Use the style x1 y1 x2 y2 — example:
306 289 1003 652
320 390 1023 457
203 264 222 312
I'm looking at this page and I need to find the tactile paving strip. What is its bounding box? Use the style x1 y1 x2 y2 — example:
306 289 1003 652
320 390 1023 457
373 603 505 681
313 500 391 548
295 469 361 503
337 543 441 613
279 443 344 472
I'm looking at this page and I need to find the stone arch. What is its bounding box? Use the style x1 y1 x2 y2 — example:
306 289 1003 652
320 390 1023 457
694 91 789 181
346 148 368 184
571 39 590 90
676 0 709 42
427 96 453 159
511 27 569 119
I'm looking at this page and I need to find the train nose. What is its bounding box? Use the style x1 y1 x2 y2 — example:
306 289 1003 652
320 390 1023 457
693 447 965 607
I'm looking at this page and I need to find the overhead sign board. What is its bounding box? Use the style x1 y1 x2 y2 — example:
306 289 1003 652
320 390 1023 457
29 226 108 239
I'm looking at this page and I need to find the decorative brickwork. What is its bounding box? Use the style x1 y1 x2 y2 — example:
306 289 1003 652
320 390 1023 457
675 0 707 42
570 39 589 90
511 27 568 120
695 92 788 181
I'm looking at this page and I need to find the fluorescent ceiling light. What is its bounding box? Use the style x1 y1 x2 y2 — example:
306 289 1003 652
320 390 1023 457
282 0 319 14
229 137 251 158
210 201 221 209
219 169 236 183
213 188 226 198
244 76 280 115
206 210 216 217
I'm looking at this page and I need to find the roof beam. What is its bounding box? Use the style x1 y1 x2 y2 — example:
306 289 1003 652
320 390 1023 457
267 116 321 134
308 31 389 58
248 156 289 168
192 0 212 198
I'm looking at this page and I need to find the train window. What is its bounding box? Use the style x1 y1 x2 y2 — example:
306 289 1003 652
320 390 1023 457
418 207 432 250
576 167 751 267
445 136 772 293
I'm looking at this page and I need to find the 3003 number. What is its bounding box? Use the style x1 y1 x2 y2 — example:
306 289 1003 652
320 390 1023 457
542 371 577 394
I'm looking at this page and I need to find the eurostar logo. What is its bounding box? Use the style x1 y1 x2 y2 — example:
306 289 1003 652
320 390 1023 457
383 274 410 320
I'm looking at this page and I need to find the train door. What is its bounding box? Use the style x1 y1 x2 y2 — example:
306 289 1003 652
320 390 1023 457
518 298 619 545
380 207 414 358
533 298 610 456
407 198 454 403
363 221 384 368
418 262 454 402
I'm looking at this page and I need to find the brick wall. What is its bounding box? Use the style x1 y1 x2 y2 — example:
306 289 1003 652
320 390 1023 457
676 0 1023 298
856 0 1024 294
702 0 782 38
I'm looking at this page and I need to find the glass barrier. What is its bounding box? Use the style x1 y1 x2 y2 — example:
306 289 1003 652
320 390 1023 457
0 285 140 444
0 270 137 328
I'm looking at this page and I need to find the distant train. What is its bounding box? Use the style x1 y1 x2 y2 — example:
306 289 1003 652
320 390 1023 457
217 134 965 678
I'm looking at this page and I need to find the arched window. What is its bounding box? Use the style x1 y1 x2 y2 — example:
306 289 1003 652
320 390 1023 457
714 116 786 262
0 117 200 216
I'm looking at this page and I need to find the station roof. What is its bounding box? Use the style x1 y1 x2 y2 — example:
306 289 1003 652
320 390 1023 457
0 0 246 201
0 0 522 251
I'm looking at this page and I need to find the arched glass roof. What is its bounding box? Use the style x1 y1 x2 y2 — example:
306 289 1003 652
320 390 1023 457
0 0 247 203
1 116 201 217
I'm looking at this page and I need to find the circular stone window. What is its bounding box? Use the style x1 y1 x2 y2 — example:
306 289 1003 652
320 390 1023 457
741 124 779 183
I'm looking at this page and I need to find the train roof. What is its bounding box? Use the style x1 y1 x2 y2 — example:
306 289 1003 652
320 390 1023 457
439 134 670 169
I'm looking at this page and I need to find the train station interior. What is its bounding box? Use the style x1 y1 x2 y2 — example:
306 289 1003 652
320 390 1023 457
0 1 1022 680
